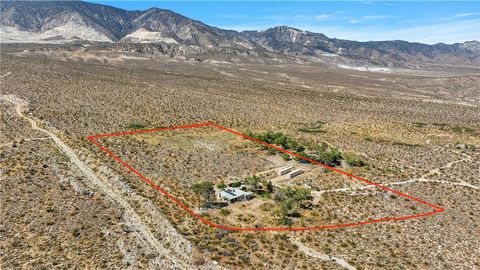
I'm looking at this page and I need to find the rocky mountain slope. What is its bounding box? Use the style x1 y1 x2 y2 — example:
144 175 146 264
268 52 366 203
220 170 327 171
1 0 479 67
0 1 254 48
241 26 480 66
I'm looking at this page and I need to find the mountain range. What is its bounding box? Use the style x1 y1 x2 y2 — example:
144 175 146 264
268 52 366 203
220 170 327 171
1 0 479 67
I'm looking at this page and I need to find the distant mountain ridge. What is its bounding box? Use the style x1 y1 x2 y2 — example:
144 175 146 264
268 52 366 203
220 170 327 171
1 0 479 67
241 26 480 66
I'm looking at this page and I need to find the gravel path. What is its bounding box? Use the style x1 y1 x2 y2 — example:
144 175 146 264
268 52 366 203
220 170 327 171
312 178 479 197
311 153 479 199
291 238 357 270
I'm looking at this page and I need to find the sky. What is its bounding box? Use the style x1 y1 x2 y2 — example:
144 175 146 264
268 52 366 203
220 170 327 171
87 1 480 44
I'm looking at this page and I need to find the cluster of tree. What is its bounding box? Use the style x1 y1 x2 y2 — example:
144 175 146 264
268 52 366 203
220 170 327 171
245 130 366 168
245 130 305 152
273 186 311 226
192 181 215 205
247 130 342 166
308 142 342 167
244 175 273 196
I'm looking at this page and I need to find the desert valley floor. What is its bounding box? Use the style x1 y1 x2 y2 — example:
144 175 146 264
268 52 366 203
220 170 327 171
1 45 479 269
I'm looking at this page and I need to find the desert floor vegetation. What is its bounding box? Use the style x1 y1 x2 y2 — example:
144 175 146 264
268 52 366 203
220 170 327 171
1 47 479 269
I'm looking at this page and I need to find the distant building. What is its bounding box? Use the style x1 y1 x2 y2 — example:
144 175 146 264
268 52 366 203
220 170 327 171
219 188 253 203
277 165 294 176
289 169 303 178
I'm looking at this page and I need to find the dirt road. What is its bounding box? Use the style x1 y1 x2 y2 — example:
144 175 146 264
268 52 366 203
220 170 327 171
291 238 357 270
0 94 196 269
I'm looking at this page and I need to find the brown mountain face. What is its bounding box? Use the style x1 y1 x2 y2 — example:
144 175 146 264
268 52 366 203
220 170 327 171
1 1 479 67
240 26 480 66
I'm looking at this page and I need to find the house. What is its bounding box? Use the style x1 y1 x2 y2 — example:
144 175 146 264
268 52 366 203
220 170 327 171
277 165 294 176
219 188 253 203
289 169 303 178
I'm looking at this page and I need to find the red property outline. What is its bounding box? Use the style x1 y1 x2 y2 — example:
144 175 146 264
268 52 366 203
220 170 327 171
87 122 445 232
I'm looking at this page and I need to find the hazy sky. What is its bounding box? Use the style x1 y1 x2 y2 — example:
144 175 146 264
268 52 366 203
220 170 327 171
88 1 480 44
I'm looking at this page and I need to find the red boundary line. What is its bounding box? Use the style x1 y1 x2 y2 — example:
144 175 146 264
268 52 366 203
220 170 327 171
87 122 445 232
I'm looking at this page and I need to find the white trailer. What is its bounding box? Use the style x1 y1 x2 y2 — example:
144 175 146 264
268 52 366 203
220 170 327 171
278 165 294 176
289 169 303 178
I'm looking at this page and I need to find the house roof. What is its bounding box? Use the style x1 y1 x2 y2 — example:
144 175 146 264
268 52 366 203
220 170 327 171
219 188 251 200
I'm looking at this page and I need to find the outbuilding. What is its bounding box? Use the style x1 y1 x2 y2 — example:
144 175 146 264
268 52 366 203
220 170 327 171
277 165 294 176
289 169 303 178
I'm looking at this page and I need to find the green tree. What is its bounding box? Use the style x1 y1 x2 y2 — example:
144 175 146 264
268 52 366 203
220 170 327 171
273 134 288 147
265 180 273 193
286 138 305 152
273 204 291 226
245 175 262 192
344 153 365 166
192 182 215 204
315 144 342 166
230 181 242 188
273 186 311 225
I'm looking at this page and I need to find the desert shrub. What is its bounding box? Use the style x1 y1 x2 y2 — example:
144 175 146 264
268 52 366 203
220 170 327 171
413 122 427 128
260 202 274 211
298 127 325 133
244 175 262 192
451 126 463 133
72 228 81 237
393 141 420 147
229 181 242 188
127 123 146 129
298 122 325 133
262 179 273 194
220 208 231 216
464 127 476 133
344 153 365 166
192 182 215 203
451 126 476 133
